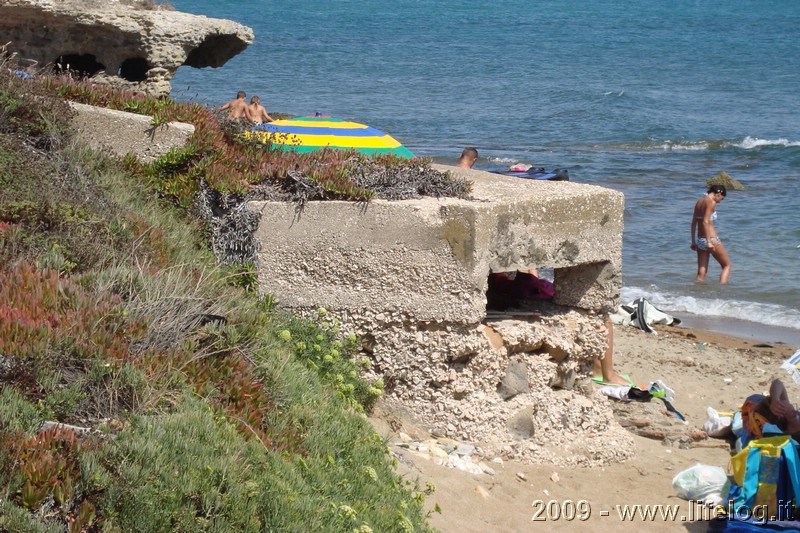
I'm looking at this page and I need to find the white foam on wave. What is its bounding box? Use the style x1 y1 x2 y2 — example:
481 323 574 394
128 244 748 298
489 156 522 164
734 136 800 149
620 286 800 330
611 136 800 152
657 141 709 151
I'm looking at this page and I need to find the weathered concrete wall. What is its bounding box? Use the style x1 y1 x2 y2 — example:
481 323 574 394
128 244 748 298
68 102 194 162
250 165 624 320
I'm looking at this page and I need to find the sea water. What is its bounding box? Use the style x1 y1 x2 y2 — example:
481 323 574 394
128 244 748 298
169 0 800 343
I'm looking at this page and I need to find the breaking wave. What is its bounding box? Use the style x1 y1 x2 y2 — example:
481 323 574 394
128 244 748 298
621 286 800 332
598 136 800 152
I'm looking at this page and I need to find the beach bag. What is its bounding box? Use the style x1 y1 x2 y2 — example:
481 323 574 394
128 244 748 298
727 435 800 521
737 394 774 449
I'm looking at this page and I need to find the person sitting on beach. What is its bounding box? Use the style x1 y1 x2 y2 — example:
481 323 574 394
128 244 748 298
216 91 249 120
245 95 274 125
745 379 800 440
458 147 478 169
691 184 731 284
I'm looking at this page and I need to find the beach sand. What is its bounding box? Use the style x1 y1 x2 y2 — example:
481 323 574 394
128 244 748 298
370 322 799 532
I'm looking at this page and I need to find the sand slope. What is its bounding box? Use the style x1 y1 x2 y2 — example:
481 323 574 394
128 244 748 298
370 324 798 532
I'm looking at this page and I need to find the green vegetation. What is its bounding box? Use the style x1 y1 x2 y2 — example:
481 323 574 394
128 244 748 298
0 61 434 531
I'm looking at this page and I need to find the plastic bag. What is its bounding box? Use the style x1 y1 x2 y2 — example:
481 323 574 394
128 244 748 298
672 463 730 507
703 406 732 438
647 379 675 402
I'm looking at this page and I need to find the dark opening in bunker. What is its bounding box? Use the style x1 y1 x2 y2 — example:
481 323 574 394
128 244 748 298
485 269 555 311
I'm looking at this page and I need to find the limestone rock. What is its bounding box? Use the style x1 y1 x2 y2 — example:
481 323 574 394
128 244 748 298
707 171 745 191
1 0 254 96
507 406 535 440
497 359 530 400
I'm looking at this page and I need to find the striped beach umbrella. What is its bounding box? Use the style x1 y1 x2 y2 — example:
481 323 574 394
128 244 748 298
245 116 414 158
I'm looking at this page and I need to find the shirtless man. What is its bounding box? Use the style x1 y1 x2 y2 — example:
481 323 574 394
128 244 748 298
216 91 249 120
246 95 274 125
457 147 478 169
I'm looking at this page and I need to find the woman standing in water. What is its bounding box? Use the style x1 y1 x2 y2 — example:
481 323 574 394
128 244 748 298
691 184 731 284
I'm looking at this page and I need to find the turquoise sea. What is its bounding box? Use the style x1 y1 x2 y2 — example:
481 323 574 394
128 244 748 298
169 0 800 344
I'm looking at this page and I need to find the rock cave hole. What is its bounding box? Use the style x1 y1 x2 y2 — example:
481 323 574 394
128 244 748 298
54 54 105 78
119 57 150 82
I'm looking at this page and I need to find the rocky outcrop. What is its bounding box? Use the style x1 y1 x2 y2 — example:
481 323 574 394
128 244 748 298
1 0 254 96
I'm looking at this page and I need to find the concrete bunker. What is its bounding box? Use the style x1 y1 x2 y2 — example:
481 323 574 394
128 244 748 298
250 165 635 466
65 102 634 465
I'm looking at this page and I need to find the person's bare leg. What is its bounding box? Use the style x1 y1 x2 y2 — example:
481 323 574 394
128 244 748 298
591 318 630 385
696 250 710 282
712 243 732 284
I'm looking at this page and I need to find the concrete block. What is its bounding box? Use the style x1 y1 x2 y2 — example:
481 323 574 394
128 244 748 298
249 165 623 320
68 101 194 162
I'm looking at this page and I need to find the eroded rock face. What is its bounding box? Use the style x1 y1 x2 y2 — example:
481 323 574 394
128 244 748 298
1 0 254 96
300 304 635 467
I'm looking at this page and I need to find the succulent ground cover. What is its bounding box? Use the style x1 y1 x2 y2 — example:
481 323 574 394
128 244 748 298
0 59 437 531
39 74 472 208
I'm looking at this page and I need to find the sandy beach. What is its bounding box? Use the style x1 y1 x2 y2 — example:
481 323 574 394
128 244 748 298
370 322 799 532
